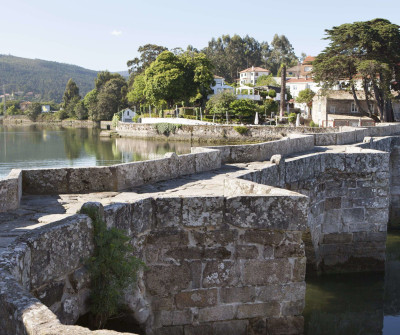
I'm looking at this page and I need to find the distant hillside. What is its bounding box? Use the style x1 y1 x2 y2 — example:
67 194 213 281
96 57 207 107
0 55 98 102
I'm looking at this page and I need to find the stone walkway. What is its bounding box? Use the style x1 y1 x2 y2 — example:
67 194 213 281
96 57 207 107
0 144 348 254
0 162 262 254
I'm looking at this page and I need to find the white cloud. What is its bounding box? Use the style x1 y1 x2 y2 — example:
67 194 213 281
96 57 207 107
111 30 122 37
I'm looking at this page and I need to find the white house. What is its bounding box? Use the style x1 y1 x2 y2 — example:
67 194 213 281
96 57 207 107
122 108 136 122
41 105 51 113
207 75 234 99
239 66 270 86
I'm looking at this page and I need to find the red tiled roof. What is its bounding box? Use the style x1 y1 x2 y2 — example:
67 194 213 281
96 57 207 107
214 75 224 79
239 67 270 73
302 56 315 65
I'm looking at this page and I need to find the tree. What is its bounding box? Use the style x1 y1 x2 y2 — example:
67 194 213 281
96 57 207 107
25 102 42 121
127 73 146 106
140 50 214 108
206 91 236 119
179 51 214 106
296 88 315 114
127 44 168 76
267 34 298 75
144 51 185 108
312 19 400 122
62 79 81 117
95 77 128 121
229 99 259 123
63 79 80 107
74 100 88 120
203 34 269 82
256 74 278 87
84 89 99 120
95 71 122 91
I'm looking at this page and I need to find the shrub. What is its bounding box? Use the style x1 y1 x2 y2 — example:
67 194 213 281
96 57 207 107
55 109 69 120
154 123 182 135
80 205 146 329
310 121 319 128
288 112 297 124
234 125 249 135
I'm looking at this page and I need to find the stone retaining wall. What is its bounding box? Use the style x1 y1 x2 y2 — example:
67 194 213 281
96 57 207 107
116 122 336 143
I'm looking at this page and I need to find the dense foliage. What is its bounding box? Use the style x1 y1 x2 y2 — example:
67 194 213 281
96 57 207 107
0 54 97 102
203 34 298 81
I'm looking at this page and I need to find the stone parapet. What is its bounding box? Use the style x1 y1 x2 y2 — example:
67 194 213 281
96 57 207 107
0 169 22 213
21 149 221 195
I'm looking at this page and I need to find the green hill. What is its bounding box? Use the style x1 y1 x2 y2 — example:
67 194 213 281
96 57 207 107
0 55 98 102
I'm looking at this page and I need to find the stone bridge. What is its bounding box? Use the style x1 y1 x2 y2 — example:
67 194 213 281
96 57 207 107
0 124 400 335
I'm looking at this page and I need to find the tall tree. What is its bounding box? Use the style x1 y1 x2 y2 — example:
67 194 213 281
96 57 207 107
62 78 81 117
140 50 214 108
203 34 268 82
313 19 400 122
62 79 80 108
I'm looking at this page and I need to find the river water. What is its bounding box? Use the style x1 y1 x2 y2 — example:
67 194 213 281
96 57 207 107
0 125 194 179
1 125 400 334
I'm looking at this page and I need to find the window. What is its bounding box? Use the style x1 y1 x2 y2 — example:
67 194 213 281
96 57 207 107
330 106 336 113
351 102 358 113
255 72 258 76
292 85 297 90
304 66 312 72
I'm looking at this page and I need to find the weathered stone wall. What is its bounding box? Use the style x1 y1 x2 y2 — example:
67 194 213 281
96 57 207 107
22 149 221 195
0 169 22 213
0 178 309 335
0 215 129 335
206 134 314 163
240 148 390 273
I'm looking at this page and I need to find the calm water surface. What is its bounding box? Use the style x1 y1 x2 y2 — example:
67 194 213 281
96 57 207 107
0 125 194 179
303 231 400 335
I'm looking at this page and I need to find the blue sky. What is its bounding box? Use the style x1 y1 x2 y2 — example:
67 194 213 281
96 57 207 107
0 0 399 72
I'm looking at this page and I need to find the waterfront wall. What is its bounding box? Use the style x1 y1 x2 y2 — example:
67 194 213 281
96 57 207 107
116 122 335 143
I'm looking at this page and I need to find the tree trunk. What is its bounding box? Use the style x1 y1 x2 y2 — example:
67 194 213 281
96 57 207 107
280 65 286 120
350 83 380 122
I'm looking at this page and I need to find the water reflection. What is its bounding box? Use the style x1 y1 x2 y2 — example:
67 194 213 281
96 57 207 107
304 232 400 335
0 125 193 179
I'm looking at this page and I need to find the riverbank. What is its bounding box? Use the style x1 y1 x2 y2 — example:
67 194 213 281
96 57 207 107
2 115 99 128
